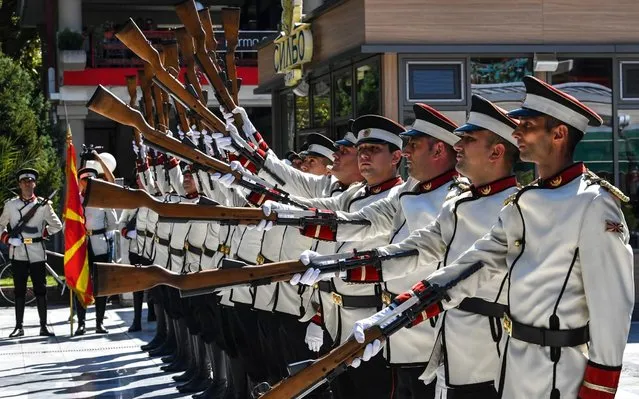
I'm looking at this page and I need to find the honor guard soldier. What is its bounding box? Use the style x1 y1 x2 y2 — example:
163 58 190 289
267 115 406 399
0 168 63 337
295 103 463 398
76 167 118 335
340 95 520 398
354 76 634 399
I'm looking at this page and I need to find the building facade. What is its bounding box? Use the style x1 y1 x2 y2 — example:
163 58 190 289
18 0 281 184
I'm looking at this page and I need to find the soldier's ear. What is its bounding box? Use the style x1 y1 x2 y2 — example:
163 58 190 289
391 149 403 166
551 123 569 143
490 143 506 161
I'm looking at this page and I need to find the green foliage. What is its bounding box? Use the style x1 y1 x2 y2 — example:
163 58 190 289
57 28 84 51
0 52 62 208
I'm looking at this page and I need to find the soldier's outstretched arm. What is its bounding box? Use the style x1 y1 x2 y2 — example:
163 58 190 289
577 193 633 398
257 152 332 199
334 190 401 243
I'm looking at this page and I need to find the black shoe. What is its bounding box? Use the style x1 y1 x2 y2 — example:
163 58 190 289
74 323 86 336
9 326 24 338
128 322 142 333
161 354 175 364
174 366 197 382
177 376 212 394
96 323 109 334
147 307 157 322
141 334 165 351
149 341 175 357
192 380 229 399
161 357 189 372
39 325 55 337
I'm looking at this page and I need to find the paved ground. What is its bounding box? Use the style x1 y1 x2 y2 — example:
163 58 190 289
1 303 639 398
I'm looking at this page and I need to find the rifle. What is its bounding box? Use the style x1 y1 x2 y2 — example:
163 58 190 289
92 249 418 297
86 85 304 208
10 189 58 238
116 18 283 185
83 178 370 232
221 7 241 104
198 7 218 55
139 65 155 127
174 0 242 128
260 261 484 399
175 27 205 103
162 41 191 133
125 74 143 157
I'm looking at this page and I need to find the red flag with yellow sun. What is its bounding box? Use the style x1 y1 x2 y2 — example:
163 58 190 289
63 128 94 308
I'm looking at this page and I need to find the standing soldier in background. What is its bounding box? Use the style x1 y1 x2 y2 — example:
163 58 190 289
1 168 63 337
75 165 118 336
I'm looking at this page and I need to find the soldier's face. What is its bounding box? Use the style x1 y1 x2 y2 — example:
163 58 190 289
402 136 435 181
19 179 36 196
183 173 198 194
453 130 495 178
357 143 401 181
511 116 553 163
300 155 329 176
79 178 88 192
331 145 357 178
291 158 303 170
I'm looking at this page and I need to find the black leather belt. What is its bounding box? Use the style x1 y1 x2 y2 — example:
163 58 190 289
22 237 44 244
317 280 332 293
136 229 145 236
315 282 380 307
458 298 507 318
86 228 107 236
203 245 216 258
503 313 589 347
145 230 155 238
185 242 202 256
156 236 170 246
169 246 185 257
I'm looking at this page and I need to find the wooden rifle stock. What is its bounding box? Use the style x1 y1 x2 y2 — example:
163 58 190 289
86 85 247 181
261 328 385 399
140 64 156 127
175 27 205 102
125 75 143 147
163 41 191 132
175 0 243 129
198 7 218 54
221 7 241 104
93 260 305 297
115 19 226 132
83 177 275 222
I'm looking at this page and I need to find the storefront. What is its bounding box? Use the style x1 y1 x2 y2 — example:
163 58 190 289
257 0 639 259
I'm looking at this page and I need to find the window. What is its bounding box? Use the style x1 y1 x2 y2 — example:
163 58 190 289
470 57 532 85
295 95 310 130
621 62 639 100
312 75 331 128
356 61 380 116
333 67 353 119
406 61 464 102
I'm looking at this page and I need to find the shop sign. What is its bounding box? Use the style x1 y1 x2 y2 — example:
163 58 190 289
274 0 313 86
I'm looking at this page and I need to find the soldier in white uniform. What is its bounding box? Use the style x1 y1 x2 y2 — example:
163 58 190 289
355 76 634 399
332 95 520 398
75 167 118 336
266 115 406 398
297 104 463 398
0 168 63 337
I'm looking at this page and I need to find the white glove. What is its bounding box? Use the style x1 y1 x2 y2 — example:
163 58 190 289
350 339 382 369
217 160 244 188
132 140 140 155
349 307 393 368
305 322 324 352
212 132 234 153
8 237 22 247
290 250 336 286
126 230 137 239
177 128 185 140
221 106 257 139
189 129 201 144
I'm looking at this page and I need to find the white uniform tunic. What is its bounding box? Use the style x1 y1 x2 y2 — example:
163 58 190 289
389 164 634 398
153 192 182 269
294 177 404 344
82 197 118 257
0 196 63 262
118 208 139 256
336 171 460 366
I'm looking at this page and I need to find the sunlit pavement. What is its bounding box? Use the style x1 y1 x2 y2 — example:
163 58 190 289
1 303 639 398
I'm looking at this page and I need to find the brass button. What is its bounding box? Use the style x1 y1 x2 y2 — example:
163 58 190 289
514 239 522 247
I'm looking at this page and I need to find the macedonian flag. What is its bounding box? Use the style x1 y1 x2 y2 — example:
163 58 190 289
63 127 94 308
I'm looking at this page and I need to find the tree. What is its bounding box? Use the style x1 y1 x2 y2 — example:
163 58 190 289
0 0 41 75
0 51 62 207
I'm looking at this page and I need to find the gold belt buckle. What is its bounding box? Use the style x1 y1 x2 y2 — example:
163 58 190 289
381 291 392 306
331 292 343 307
86 230 93 236
154 235 159 243
22 238 33 244
256 253 265 265
184 242 190 251
218 244 230 256
503 314 513 336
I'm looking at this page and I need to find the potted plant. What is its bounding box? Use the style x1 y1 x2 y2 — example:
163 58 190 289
58 28 86 70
